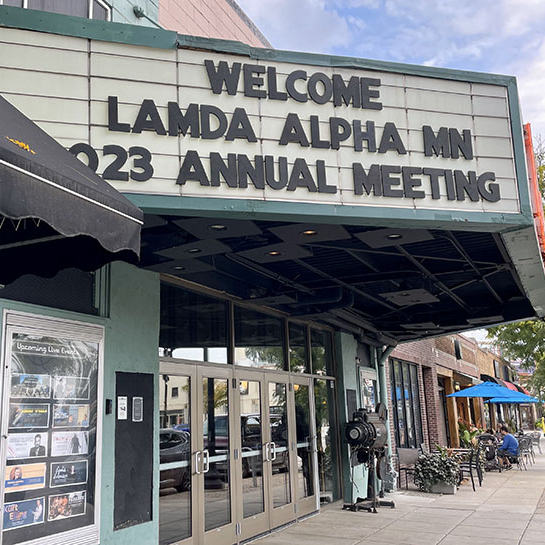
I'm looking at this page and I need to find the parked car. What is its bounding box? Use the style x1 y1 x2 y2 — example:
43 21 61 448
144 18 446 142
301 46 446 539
203 414 289 478
159 428 191 492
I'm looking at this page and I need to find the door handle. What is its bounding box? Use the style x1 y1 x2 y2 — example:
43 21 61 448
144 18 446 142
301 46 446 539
264 442 270 462
202 449 210 473
270 441 277 461
194 451 202 475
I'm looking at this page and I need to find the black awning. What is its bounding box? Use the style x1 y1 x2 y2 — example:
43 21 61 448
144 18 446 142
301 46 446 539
0 94 143 284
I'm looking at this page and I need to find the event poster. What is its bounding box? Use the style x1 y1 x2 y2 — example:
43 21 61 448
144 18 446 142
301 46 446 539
53 377 90 401
4 463 46 493
8 404 50 429
50 461 88 488
52 405 90 428
4 330 99 542
48 491 86 521
51 432 89 457
7 433 49 460
3 498 45 531
11 374 51 399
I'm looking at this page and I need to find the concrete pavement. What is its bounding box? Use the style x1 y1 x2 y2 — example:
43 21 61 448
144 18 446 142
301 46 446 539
254 451 545 545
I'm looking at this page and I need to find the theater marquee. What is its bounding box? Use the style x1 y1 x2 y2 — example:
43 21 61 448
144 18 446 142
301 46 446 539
0 28 524 216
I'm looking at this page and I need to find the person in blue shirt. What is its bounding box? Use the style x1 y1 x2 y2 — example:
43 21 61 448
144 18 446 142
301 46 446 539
497 425 518 470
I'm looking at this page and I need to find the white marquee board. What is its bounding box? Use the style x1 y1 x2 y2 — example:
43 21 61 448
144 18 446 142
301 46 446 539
0 27 522 215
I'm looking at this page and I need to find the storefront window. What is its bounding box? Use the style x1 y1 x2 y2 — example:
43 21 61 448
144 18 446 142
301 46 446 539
1 320 101 545
6 0 112 20
390 359 423 449
288 323 308 373
310 329 333 375
234 307 285 369
159 283 229 364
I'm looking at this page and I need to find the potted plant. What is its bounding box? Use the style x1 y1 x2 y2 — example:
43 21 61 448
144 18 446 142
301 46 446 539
414 449 459 494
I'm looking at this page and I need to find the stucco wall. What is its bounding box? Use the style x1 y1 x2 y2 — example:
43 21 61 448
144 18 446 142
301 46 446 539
158 0 269 46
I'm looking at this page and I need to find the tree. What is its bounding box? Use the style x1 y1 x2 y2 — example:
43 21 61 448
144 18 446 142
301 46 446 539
487 321 545 402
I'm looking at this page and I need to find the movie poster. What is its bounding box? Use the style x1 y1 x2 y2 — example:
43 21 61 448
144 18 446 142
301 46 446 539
51 432 89 457
7 433 49 459
8 404 50 429
11 374 51 399
48 491 86 521
3 498 45 531
52 405 90 428
53 377 90 401
50 461 88 488
4 463 46 493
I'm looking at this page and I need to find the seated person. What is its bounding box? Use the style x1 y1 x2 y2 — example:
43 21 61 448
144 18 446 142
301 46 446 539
497 425 518 469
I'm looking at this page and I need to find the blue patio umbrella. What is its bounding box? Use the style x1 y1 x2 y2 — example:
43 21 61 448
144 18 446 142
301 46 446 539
447 381 508 398
489 396 539 404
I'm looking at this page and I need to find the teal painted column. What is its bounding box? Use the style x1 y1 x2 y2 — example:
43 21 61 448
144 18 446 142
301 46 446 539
334 331 367 504
100 262 160 545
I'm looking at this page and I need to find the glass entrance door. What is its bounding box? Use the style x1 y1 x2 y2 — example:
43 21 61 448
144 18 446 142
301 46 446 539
159 363 236 545
293 377 318 517
264 376 296 528
234 371 269 540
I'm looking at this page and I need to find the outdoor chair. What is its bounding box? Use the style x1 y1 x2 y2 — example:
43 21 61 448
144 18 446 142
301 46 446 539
397 447 420 489
529 431 543 454
458 446 483 492
506 441 527 471
519 436 534 466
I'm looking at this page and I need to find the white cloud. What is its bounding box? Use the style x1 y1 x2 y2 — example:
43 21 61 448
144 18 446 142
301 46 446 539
237 0 545 136
236 0 356 53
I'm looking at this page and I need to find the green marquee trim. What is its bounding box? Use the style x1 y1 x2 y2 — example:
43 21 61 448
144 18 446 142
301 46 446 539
125 193 533 232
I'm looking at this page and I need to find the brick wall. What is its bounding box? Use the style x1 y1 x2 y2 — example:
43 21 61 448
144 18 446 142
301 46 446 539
159 0 270 47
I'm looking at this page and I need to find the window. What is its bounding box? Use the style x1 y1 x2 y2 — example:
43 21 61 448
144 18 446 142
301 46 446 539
493 360 501 378
171 387 179 398
310 329 334 375
234 306 285 369
1 0 111 20
288 322 308 373
159 282 228 364
390 359 424 449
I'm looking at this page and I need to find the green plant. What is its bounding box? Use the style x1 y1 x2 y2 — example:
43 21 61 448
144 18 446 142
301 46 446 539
458 420 483 448
414 452 459 493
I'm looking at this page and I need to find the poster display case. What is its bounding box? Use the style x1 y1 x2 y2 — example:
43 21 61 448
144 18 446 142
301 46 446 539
0 312 103 545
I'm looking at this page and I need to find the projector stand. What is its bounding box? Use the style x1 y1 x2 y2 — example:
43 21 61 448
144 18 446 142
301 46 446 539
342 450 395 513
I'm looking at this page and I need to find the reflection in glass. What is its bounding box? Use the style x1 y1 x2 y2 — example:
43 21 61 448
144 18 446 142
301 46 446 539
159 375 191 545
294 384 314 499
159 283 228 364
410 365 423 445
402 363 415 447
203 378 231 531
289 323 308 373
314 379 340 503
240 381 264 518
310 329 333 375
234 307 285 369
268 383 291 507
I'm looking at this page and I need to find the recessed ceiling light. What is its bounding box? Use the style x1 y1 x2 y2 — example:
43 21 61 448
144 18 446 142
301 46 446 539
186 248 202 254
301 229 318 236
208 224 227 231
267 251 282 257
386 233 403 240
173 266 186 271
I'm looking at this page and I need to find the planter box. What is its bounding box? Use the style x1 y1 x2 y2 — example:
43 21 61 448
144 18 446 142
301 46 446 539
430 482 457 495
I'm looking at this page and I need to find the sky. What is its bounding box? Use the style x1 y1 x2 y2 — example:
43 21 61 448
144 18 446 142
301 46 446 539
237 0 545 137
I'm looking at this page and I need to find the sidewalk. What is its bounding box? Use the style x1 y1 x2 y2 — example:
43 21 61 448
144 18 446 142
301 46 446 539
255 453 545 545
